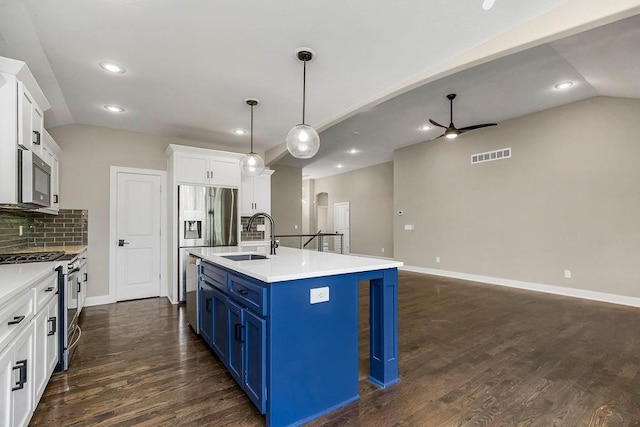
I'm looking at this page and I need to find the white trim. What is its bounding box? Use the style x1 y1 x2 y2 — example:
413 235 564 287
401 265 640 308
109 166 167 303
349 252 396 261
85 295 115 307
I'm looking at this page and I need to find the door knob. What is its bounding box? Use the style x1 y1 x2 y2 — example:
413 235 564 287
118 239 130 246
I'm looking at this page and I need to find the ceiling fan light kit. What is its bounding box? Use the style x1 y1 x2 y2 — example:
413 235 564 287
240 98 265 177
286 48 320 159
429 93 497 140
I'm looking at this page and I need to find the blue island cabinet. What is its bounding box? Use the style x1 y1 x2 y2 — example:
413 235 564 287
197 259 399 427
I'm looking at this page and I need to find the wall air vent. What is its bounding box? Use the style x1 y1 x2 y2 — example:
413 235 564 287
471 147 511 164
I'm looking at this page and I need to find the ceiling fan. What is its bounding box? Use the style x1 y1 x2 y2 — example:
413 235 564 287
429 94 497 140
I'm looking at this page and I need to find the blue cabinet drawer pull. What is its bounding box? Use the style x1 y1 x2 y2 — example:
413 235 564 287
8 315 25 326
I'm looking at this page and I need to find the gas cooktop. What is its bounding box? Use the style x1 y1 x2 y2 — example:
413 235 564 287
0 251 65 264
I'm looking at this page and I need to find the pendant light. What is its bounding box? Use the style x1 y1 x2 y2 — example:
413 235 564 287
239 98 265 176
286 48 320 159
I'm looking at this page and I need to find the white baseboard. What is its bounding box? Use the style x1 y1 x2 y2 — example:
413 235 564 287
85 295 116 307
349 252 396 261
401 265 640 308
85 295 176 307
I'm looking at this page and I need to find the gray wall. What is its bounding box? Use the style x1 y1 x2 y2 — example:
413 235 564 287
50 123 244 299
270 164 302 235
313 162 394 257
394 96 640 298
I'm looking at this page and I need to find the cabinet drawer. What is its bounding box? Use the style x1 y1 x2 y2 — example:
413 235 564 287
228 273 268 317
0 290 34 352
201 262 227 292
33 271 58 313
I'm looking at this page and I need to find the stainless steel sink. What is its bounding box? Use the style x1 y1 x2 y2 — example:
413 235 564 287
221 254 268 261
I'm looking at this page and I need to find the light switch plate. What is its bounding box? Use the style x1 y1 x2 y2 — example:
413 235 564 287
310 287 329 304
404 224 415 231
257 224 266 231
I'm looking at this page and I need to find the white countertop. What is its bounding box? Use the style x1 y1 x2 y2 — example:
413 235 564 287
188 246 403 283
0 262 60 304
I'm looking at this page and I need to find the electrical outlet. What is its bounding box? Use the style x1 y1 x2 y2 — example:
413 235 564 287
310 287 329 304
436 256 440 264
404 224 415 231
19 225 23 236
256 224 266 232
294 224 298 230
381 248 385 253
564 270 572 279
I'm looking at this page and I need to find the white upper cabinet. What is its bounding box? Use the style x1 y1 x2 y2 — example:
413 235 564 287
17 83 43 154
170 146 242 188
0 57 53 209
240 170 274 216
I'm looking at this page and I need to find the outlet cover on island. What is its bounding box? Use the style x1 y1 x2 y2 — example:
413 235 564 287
564 270 572 279
310 287 329 304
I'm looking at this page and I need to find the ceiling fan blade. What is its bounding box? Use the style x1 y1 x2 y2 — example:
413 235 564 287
458 123 497 133
429 119 447 129
430 133 445 141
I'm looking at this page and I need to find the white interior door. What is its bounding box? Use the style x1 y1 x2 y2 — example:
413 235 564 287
116 172 162 301
334 202 350 254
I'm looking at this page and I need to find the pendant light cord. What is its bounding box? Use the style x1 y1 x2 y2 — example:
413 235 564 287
250 103 254 153
450 97 453 123
302 59 307 125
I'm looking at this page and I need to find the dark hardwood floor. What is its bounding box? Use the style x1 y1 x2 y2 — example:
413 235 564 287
31 272 640 426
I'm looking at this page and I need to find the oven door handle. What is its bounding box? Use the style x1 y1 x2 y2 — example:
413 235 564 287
68 268 81 274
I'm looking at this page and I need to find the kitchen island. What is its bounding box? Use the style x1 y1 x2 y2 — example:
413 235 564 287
188 246 402 427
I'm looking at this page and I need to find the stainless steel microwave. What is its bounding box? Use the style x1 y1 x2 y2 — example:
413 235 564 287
19 149 51 208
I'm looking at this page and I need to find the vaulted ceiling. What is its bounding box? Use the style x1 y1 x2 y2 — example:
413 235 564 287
1 0 639 178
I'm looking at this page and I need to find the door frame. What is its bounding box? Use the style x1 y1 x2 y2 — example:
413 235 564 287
109 166 167 304
333 201 350 254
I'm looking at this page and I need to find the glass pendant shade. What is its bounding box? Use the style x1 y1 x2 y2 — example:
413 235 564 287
286 124 320 159
240 152 265 176
240 98 264 176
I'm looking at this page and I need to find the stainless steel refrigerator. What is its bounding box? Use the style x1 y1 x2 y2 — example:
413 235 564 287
179 185 238 316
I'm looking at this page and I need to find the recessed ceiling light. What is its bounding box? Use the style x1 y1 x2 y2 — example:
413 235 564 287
482 0 496 10
99 62 126 73
104 105 125 113
336 164 344 168
347 148 359 154
419 124 431 131
233 129 247 135
554 81 574 90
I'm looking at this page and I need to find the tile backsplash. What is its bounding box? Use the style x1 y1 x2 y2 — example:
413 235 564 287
0 209 88 252
241 216 266 241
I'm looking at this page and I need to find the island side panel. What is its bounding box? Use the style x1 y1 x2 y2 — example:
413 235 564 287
361 268 399 387
268 273 359 427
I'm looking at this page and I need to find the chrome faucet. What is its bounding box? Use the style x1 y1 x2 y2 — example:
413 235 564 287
247 212 278 255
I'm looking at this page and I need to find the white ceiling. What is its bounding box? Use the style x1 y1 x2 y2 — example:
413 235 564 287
0 0 571 156
1 1 638 179
279 13 640 177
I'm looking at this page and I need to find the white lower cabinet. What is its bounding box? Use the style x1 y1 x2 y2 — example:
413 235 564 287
3 323 35 427
0 269 58 427
34 295 57 404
